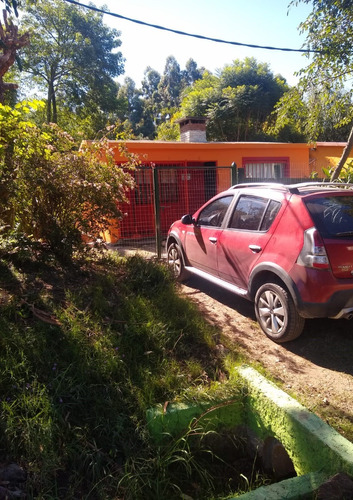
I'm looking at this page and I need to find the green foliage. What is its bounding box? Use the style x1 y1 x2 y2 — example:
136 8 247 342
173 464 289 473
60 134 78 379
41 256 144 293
312 161 353 183
276 1 353 178
19 0 124 127
156 119 180 141
0 100 134 260
0 249 231 497
178 58 289 141
117 77 156 139
119 425 219 499
292 0 353 85
141 66 162 138
180 71 219 117
182 58 204 87
271 76 353 142
116 57 205 140
158 56 183 109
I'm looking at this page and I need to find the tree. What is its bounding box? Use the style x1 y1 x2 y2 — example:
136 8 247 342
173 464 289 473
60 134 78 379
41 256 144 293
272 81 352 143
117 77 155 138
181 58 204 87
141 66 162 133
280 0 353 180
141 67 161 105
158 55 183 110
20 0 124 125
178 58 288 141
143 58 205 136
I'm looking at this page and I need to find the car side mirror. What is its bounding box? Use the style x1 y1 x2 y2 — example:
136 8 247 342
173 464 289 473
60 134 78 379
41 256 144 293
181 214 194 225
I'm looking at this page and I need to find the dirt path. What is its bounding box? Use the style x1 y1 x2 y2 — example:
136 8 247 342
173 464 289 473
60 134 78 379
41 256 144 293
180 276 353 437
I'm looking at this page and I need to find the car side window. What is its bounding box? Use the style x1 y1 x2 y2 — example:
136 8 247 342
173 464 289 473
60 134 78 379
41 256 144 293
260 200 281 231
229 195 268 231
197 196 233 227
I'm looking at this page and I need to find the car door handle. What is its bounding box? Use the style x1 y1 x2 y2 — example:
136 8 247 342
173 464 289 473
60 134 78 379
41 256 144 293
249 244 262 253
209 237 218 244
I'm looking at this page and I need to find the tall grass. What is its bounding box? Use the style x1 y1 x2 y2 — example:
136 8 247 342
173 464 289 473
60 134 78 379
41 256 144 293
0 243 241 498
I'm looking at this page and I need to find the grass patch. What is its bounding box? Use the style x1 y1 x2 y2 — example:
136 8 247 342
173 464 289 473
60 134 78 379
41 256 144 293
0 244 253 499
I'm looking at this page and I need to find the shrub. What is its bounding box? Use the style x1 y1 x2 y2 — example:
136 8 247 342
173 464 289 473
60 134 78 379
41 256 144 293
312 161 353 183
0 100 135 259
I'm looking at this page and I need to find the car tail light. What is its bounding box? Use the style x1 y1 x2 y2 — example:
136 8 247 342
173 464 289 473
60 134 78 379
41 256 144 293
297 227 330 269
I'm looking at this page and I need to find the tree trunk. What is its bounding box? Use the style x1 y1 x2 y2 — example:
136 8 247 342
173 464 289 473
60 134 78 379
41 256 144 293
52 89 57 123
331 124 353 181
47 85 52 122
47 80 56 123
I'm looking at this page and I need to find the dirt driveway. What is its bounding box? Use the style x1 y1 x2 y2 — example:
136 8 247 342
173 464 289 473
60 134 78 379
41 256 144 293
180 276 353 439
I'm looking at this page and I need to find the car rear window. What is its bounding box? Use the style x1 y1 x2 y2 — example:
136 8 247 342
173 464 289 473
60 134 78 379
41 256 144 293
305 196 353 238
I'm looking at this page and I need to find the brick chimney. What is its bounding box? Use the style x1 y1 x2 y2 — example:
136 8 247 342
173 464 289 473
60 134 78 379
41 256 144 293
176 116 207 143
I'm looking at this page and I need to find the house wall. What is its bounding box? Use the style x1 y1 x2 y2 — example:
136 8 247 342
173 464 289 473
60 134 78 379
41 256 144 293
106 140 351 243
111 140 310 178
309 142 353 175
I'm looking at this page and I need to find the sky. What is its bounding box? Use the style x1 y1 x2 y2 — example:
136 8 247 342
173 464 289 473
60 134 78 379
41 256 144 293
86 0 313 87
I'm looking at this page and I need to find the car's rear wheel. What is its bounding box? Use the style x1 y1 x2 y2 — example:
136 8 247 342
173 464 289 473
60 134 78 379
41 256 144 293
167 243 190 281
254 283 305 342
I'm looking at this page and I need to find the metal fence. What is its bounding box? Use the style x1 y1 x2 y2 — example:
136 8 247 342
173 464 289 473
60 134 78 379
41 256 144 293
114 163 315 257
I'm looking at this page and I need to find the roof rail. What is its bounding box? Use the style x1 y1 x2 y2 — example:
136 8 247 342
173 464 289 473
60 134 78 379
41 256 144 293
230 182 301 194
231 182 288 190
231 182 353 195
287 182 353 190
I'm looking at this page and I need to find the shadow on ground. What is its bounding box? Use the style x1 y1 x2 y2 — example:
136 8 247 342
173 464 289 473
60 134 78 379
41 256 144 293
182 275 353 377
109 242 353 377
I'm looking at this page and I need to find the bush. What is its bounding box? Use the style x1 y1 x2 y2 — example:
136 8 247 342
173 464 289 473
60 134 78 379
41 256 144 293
0 100 135 260
313 161 353 183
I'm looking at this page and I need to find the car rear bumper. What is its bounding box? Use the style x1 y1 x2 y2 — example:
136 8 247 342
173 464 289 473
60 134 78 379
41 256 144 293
298 289 353 319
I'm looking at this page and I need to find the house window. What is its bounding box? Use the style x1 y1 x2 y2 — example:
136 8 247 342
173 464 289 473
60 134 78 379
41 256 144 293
135 169 153 205
159 169 178 203
243 157 289 179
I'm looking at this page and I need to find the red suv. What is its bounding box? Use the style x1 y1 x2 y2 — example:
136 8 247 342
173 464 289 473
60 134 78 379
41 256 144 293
166 183 353 342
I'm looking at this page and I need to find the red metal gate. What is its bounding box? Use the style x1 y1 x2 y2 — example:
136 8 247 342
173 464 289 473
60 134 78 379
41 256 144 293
118 162 220 240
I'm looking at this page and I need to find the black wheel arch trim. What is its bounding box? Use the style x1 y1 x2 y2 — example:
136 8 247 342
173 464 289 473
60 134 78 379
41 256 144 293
248 262 302 308
166 233 189 267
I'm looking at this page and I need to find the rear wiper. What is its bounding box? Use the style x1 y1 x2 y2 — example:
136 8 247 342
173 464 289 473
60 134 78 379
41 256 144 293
335 231 353 237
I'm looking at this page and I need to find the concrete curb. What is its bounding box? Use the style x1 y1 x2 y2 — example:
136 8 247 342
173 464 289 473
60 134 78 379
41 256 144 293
232 471 326 499
147 365 353 498
239 365 353 478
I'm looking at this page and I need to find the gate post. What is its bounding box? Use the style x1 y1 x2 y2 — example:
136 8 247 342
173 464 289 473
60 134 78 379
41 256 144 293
152 166 162 259
231 162 238 185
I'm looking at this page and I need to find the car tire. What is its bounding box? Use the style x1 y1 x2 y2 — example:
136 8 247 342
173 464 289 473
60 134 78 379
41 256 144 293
167 243 190 281
254 283 305 343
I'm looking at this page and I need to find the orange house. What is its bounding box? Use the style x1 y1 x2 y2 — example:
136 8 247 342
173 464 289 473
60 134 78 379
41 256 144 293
106 119 353 242
309 142 353 174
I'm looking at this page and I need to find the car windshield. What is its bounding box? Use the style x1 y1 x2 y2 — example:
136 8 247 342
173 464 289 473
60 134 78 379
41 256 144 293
305 195 353 238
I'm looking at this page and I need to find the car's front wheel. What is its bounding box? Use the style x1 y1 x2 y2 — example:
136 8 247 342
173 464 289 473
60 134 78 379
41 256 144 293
254 283 305 342
167 243 190 281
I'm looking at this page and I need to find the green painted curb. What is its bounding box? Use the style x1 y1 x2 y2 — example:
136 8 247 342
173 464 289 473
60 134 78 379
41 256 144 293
238 365 353 477
229 471 326 500
147 399 244 443
147 365 353 498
